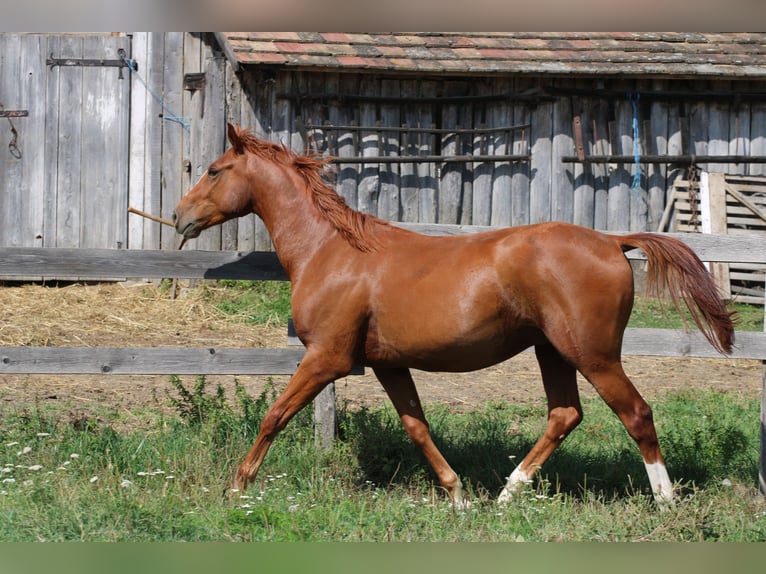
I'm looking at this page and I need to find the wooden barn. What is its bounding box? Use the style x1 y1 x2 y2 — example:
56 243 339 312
2 32 766 274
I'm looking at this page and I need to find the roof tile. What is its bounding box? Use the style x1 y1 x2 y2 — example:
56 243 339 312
220 32 766 78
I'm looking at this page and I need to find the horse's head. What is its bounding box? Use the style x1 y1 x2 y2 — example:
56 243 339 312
173 123 254 241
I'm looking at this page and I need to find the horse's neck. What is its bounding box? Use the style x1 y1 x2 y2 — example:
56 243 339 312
255 176 335 280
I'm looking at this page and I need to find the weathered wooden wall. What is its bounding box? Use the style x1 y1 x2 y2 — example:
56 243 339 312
3 32 766 254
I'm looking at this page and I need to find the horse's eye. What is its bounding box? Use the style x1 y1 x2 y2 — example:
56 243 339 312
207 166 219 178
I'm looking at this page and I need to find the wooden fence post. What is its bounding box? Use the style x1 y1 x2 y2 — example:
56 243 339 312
314 383 336 451
761 278 766 496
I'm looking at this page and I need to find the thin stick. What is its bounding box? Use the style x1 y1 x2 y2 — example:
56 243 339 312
128 207 175 227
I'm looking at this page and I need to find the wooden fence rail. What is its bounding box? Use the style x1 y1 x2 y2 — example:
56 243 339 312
1 223 765 494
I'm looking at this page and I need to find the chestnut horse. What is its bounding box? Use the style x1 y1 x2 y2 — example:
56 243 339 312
173 124 734 507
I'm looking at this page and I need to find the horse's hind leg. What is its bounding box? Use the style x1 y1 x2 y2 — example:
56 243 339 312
498 344 583 503
579 359 674 506
373 367 466 506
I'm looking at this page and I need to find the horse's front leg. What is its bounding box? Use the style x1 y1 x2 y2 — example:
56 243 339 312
373 367 467 508
232 349 351 493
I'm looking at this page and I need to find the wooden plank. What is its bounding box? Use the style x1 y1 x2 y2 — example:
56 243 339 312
703 173 731 298
160 32 186 251
79 35 130 250
607 98 632 231
54 35 84 249
127 32 149 250
471 104 492 226
550 80 574 223
0 248 287 280
529 79 552 224
0 346 306 375
417 81 437 224
19 34 47 249
490 78 512 227
648 80 669 231
399 79 419 223
0 35 23 247
622 328 766 360
356 75 379 216
591 99 610 231
378 78 401 221
762 276 766 495
439 81 465 225
510 78 531 227
43 35 62 251
1 328 764 377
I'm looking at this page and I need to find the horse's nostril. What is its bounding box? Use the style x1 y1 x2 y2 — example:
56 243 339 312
171 212 178 223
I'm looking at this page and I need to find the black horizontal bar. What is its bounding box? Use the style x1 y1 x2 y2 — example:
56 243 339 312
0 111 28 118
329 154 530 164
305 123 531 135
278 92 554 104
47 57 137 70
561 155 766 164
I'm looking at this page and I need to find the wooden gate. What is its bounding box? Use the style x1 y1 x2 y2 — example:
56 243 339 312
0 33 131 250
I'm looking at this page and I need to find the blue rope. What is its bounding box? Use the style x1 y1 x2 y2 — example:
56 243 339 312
120 51 191 132
628 91 641 190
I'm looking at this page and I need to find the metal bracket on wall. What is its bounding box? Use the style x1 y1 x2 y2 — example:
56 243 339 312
0 111 28 118
46 49 137 79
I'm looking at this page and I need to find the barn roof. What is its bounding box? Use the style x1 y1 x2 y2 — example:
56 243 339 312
217 32 766 78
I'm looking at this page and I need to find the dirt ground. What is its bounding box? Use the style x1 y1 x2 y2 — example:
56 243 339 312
0 282 762 421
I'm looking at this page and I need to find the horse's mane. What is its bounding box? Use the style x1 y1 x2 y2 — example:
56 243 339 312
237 130 387 252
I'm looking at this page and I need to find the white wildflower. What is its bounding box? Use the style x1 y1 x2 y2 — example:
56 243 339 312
28 465 43 471
89 476 98 483
121 480 133 488
70 453 80 459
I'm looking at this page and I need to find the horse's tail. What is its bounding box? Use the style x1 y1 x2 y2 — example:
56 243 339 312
614 232 735 355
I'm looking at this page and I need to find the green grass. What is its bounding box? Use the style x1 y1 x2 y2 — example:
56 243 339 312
202 280 292 327
628 296 763 331
1 378 763 542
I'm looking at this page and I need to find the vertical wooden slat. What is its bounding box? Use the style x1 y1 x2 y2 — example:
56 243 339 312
55 35 84 249
43 35 62 249
127 32 148 250
160 32 186 250
439 81 465 225
17 34 47 249
417 81 437 224
607 97 632 231
471 101 492 226
332 74 360 222
399 80 419 223
591 98 610 231
146 32 166 250
707 80 730 176
196 49 227 251
357 75 379 216
490 78 512 227
761 291 766 496
76 35 130 250
550 81 574 223
704 172 731 299
0 34 22 247
529 79 552 224
729 85 750 176
379 78 400 221
648 80 669 231
572 86 594 229
510 79 531 227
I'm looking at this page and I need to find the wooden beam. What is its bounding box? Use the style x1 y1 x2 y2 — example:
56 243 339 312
0 248 287 281
0 346 306 375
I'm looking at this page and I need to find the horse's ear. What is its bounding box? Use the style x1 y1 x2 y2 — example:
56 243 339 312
227 123 245 155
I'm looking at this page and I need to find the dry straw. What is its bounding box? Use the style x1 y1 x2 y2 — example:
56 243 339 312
0 282 284 349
